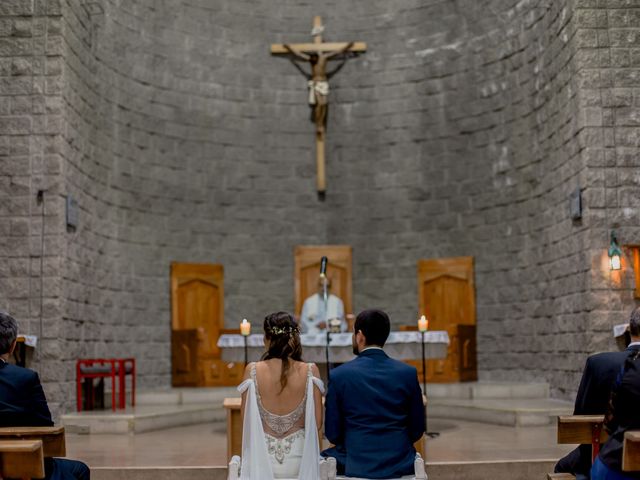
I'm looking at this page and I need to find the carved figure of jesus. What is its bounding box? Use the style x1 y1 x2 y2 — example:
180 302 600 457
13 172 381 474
283 42 354 135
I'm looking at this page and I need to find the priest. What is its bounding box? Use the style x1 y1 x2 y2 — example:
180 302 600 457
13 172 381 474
300 276 346 334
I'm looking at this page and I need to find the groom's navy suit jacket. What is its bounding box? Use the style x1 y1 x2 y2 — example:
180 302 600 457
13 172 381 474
322 348 425 479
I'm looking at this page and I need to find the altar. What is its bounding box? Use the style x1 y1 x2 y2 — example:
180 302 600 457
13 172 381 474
217 331 450 363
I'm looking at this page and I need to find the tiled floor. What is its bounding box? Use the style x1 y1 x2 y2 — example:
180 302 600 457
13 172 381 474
66 419 574 467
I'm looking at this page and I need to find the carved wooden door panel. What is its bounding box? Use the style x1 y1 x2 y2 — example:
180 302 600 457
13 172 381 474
418 257 477 382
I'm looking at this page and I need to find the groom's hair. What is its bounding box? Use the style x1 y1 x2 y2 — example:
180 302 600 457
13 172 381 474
354 309 390 347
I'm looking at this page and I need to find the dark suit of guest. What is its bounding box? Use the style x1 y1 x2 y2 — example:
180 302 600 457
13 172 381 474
555 344 640 479
322 348 425 479
594 350 640 479
0 360 90 480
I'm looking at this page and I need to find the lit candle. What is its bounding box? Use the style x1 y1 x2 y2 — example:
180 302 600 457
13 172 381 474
418 315 428 333
240 319 251 336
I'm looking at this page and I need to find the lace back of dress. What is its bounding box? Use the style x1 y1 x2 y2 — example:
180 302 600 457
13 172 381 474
251 363 310 438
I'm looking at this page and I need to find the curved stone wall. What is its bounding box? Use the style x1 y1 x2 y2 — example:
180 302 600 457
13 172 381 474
4 0 639 413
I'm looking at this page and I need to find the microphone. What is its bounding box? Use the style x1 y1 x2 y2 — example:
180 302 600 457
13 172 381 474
320 256 328 277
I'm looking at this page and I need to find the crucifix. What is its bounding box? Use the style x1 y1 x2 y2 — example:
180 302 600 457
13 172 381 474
271 16 367 196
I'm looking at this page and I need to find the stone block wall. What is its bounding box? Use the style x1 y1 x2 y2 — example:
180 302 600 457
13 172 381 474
2 0 640 413
323 0 594 395
0 0 67 412
574 1 640 357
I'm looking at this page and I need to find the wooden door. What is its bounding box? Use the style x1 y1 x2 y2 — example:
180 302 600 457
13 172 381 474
418 257 477 382
294 245 353 317
171 263 241 386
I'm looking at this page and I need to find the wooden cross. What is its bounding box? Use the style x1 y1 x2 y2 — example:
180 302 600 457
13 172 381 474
271 17 366 195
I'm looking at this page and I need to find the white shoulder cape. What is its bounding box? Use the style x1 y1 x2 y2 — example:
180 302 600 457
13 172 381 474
237 368 325 480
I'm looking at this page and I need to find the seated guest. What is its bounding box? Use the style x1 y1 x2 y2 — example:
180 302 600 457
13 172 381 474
0 311 90 480
555 308 640 480
322 309 425 479
591 349 640 480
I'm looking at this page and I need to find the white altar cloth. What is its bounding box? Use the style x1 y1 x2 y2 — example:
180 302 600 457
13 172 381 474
217 331 449 363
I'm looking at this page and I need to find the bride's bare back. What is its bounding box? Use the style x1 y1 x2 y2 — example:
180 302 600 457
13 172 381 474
255 360 308 414
241 359 323 431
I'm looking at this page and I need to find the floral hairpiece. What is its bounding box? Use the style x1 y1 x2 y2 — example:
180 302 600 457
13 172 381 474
268 325 300 337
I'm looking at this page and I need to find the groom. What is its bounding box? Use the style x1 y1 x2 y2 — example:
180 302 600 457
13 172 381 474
322 309 425 479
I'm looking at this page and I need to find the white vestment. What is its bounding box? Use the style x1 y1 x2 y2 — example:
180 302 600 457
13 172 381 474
237 364 325 480
300 293 346 335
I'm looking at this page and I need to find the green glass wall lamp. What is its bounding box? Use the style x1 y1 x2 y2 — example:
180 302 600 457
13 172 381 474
609 231 622 271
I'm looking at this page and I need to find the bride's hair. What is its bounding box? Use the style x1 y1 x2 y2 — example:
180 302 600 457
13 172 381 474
262 311 303 392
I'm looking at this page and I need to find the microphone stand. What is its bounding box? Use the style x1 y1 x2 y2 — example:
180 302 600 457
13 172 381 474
322 276 331 383
421 331 439 438
244 335 248 367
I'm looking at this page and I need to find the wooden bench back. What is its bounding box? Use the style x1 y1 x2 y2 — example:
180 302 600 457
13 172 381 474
0 439 45 479
623 431 640 472
557 415 607 464
557 415 607 444
0 426 65 458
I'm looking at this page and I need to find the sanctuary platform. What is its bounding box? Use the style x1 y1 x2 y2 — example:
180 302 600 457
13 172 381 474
61 381 572 434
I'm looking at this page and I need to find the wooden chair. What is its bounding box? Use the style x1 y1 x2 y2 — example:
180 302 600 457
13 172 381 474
227 454 427 480
547 415 607 480
0 426 66 458
623 430 640 472
417 257 477 383
171 263 244 387
0 439 45 479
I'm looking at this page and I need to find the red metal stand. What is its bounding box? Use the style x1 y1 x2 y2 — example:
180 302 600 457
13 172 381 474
76 358 136 412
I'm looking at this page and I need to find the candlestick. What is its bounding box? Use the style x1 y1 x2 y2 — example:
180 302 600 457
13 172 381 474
240 319 250 366
240 319 251 336
418 315 428 332
418 316 439 439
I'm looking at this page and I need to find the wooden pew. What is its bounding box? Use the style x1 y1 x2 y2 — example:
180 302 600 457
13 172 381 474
623 430 640 472
0 426 66 458
224 397 426 461
547 415 607 480
0 439 45 479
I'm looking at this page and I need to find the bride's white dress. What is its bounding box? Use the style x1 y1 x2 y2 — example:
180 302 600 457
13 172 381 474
237 363 325 480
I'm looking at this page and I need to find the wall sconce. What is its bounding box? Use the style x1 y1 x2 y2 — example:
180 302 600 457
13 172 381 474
609 231 622 271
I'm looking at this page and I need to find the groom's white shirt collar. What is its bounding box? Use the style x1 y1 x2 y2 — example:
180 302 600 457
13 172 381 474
361 346 383 353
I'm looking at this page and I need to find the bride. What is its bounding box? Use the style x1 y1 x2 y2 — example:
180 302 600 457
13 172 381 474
238 312 325 480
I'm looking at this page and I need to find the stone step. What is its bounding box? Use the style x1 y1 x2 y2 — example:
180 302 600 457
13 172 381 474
426 382 550 399
61 403 225 434
430 397 573 427
91 460 557 480
134 382 550 406
136 387 238 406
